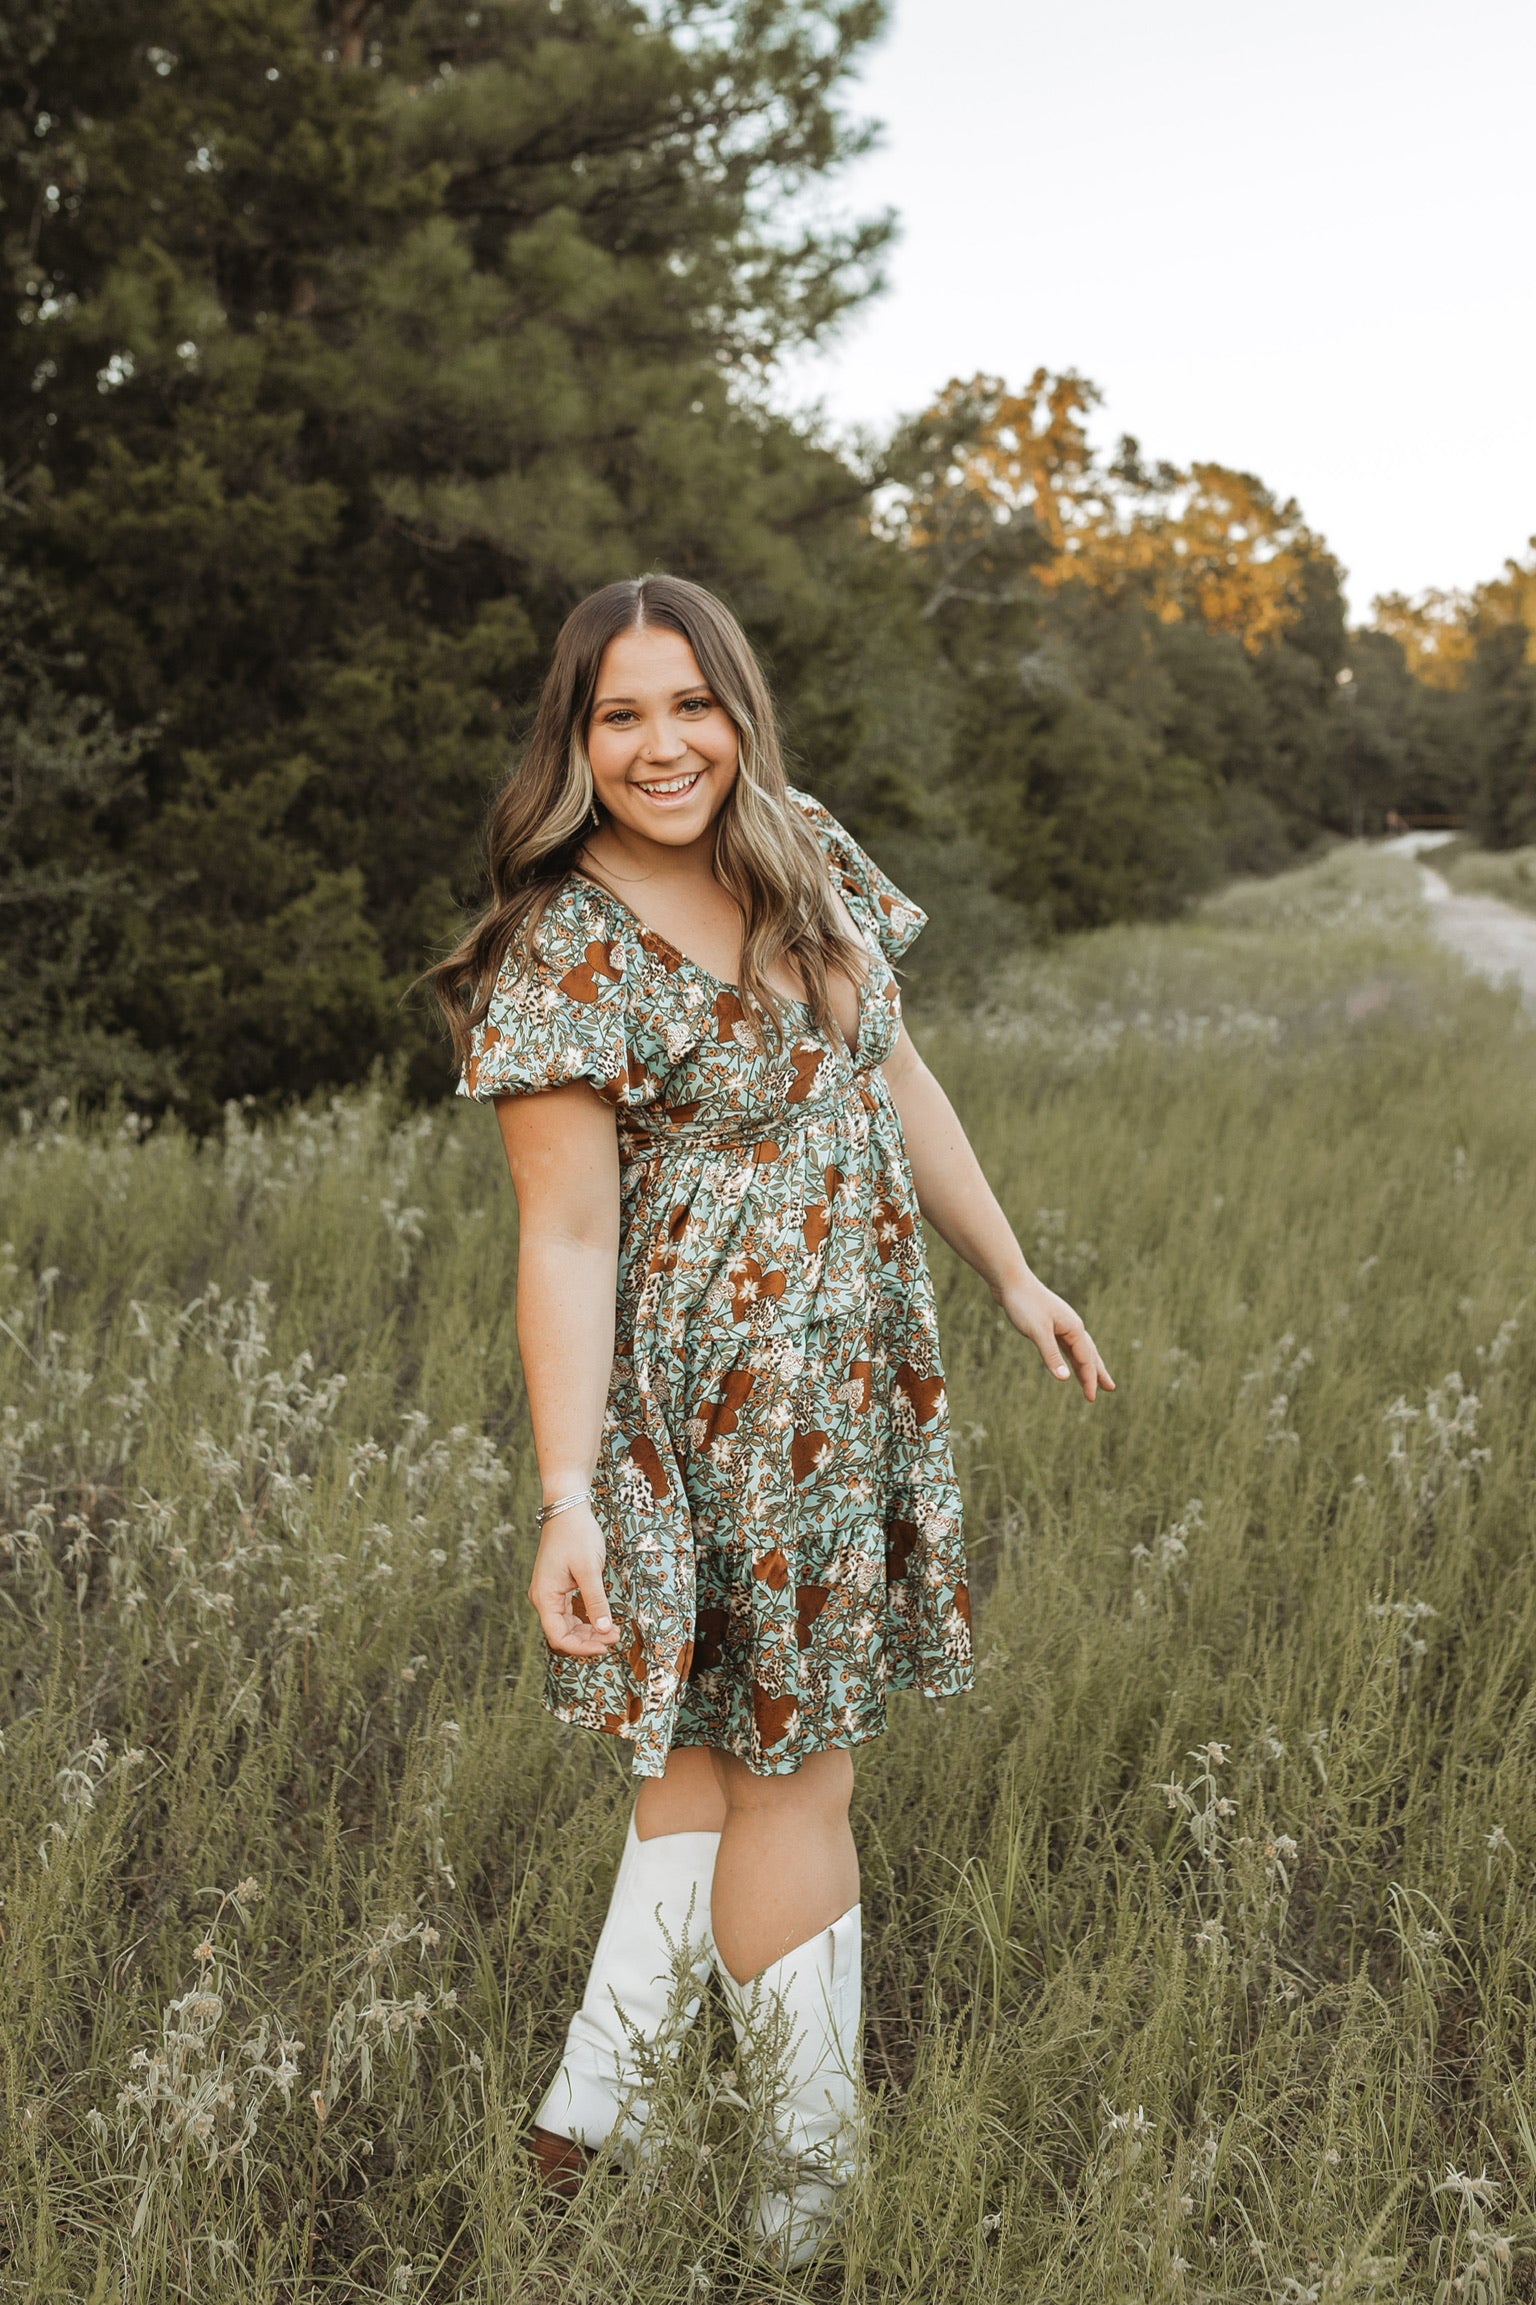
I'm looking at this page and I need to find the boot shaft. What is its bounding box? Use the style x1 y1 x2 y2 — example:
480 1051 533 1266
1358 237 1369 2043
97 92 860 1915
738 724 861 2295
536 1814 721 2154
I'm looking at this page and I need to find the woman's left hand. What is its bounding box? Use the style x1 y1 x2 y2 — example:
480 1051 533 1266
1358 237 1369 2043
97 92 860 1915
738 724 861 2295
998 1274 1115 1402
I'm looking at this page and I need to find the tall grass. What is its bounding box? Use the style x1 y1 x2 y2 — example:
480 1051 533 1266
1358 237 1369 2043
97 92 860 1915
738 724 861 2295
1439 843 1536 917
2 847 1534 2302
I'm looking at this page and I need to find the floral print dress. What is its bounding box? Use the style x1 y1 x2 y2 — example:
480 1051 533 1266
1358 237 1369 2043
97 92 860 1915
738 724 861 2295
462 789 972 1775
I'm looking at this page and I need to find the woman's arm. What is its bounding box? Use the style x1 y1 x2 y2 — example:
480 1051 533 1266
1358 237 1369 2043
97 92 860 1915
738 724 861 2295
881 1026 1114 1402
495 1083 624 1656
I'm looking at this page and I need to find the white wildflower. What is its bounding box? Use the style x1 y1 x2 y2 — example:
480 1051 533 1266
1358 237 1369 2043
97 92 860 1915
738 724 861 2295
1437 2168 1498 2208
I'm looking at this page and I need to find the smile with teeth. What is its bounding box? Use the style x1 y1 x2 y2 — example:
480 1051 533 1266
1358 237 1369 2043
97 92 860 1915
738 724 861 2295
635 770 702 796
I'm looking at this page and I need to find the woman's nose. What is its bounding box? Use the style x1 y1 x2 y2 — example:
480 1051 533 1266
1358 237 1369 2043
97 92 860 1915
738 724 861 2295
641 721 688 762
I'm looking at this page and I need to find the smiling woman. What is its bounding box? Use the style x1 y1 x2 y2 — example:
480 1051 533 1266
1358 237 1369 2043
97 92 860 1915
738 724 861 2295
578 628 862 1051
431 577 871 1060
428 573 1112 2266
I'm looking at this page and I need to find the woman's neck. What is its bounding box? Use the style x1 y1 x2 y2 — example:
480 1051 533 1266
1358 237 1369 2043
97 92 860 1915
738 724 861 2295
579 818 720 895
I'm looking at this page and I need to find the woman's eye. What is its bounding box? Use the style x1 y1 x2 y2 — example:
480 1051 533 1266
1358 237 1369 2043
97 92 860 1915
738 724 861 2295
679 696 710 714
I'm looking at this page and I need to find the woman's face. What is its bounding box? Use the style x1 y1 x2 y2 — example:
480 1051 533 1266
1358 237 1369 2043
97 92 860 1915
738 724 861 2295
586 625 740 849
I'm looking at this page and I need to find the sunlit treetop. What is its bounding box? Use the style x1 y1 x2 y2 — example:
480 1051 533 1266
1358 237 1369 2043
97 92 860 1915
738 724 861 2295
1374 549 1536 691
886 368 1340 655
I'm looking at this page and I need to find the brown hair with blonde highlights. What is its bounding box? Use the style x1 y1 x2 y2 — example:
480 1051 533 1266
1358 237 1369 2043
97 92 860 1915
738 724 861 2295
428 574 867 1067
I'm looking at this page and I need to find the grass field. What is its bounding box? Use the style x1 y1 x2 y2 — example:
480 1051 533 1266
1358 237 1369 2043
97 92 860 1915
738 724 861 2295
3 845 1535 2303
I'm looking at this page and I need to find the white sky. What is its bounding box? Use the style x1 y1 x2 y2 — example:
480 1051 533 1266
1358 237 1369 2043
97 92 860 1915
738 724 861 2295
783 0 1536 619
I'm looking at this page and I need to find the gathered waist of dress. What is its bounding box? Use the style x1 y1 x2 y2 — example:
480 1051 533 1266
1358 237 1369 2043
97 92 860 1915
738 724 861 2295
617 1072 882 1162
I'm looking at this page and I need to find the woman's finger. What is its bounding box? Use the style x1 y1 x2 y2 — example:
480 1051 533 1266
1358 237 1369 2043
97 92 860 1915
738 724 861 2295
529 1568 612 1657
542 1599 613 1658
531 1594 569 1652
1034 1299 1116 1402
1070 1332 1115 1400
529 1578 575 1653
572 1558 615 1641
1061 1318 1099 1400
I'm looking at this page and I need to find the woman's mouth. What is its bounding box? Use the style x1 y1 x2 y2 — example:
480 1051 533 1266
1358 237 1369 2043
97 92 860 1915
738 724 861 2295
633 770 702 804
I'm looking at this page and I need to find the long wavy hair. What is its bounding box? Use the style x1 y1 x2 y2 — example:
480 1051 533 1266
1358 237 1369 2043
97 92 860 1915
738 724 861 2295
429 574 867 1065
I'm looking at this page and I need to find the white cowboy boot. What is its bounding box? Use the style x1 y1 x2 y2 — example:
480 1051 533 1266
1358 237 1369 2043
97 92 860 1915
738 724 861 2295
718 1903 863 2268
533 1814 720 2174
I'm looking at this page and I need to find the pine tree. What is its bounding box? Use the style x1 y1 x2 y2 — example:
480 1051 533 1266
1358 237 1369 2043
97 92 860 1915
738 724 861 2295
0 564 177 1110
1 0 899 1118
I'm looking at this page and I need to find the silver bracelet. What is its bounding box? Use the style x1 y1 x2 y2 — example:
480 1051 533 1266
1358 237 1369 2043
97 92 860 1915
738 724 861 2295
535 1488 592 1527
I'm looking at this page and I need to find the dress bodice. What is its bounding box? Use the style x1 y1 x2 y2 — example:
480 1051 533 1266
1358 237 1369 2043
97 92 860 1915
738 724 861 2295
461 788 924 1158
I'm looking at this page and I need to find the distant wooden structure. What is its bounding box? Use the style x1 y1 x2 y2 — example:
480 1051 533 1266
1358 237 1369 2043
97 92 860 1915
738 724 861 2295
1385 810 1467 832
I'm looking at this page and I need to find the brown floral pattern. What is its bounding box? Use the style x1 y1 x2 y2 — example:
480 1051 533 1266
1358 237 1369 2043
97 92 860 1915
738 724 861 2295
462 789 973 1774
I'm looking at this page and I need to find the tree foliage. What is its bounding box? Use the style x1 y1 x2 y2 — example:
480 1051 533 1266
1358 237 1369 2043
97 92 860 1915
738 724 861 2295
1 0 905 1119
1369 554 1536 845
0 568 177 1112
0 4 1514 1119
879 371 1355 938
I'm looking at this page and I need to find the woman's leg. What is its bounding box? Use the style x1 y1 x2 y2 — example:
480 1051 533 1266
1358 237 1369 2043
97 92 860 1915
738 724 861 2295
635 1742 728 1839
707 1748 863 2267
709 1748 858 1983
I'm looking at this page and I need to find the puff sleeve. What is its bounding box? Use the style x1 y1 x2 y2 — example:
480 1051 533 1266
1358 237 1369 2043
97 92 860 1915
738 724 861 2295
789 787 928 963
458 880 635 1106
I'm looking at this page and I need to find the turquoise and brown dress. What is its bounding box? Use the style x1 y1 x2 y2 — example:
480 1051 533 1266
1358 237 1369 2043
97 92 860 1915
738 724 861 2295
461 788 972 1776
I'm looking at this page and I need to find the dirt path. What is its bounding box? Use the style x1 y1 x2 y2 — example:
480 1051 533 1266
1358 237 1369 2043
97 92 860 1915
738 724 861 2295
1381 831 1536 1012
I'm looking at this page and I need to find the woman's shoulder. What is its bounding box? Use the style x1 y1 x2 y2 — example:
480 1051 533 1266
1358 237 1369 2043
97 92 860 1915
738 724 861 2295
542 868 704 994
786 784 865 884
519 869 710 1030
521 870 635 979
475 877 634 1039
784 786 927 960
786 783 842 842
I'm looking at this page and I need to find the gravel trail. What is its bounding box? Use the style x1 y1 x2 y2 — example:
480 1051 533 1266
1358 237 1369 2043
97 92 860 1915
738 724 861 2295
1381 831 1536 1012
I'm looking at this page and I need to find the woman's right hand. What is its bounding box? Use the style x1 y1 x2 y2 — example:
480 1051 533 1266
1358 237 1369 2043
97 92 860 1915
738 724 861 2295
529 1502 621 1657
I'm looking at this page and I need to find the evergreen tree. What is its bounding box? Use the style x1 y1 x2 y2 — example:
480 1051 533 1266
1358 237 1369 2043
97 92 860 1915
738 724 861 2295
1469 620 1536 849
0 565 176 1110
1 0 899 1119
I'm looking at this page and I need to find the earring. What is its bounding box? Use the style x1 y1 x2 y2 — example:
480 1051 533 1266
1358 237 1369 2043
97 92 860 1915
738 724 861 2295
587 799 599 828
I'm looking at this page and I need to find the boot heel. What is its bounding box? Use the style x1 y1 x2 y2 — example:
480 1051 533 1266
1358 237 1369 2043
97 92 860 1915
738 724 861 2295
529 2124 592 2196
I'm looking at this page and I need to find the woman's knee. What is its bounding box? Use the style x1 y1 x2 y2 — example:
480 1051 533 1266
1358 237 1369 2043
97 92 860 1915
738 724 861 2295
662 1744 721 1796
711 1745 853 1822
635 1744 728 1837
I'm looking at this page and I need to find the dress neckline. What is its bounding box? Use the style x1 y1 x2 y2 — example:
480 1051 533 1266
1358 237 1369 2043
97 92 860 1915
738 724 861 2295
567 867 865 1059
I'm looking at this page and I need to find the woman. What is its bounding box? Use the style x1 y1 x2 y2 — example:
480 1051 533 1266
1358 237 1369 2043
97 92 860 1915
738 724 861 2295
433 574 1111 2265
